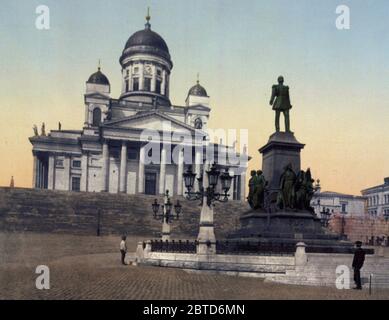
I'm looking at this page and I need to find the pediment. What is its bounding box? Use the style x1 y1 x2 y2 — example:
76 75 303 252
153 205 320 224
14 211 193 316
103 112 203 134
187 104 211 111
84 92 110 100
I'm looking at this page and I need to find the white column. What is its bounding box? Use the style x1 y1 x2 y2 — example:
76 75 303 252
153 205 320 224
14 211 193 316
194 150 202 192
161 70 166 95
119 141 128 193
151 65 157 92
197 160 216 255
84 105 89 126
32 154 38 188
240 171 246 202
229 169 235 201
121 68 126 94
177 148 184 196
81 153 88 192
63 157 70 191
48 154 55 190
101 141 110 192
159 145 167 194
139 63 144 90
138 145 145 193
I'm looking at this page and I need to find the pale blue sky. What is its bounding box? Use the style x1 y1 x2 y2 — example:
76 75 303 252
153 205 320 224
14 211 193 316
1 0 389 193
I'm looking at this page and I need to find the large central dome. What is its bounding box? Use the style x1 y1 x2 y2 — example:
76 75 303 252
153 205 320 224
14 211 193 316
119 12 173 105
120 19 172 65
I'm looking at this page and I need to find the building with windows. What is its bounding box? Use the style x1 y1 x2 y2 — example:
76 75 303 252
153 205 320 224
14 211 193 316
361 177 389 218
29 14 248 199
311 189 366 218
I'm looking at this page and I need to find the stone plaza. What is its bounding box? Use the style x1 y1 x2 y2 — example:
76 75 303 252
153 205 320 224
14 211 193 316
1 232 389 300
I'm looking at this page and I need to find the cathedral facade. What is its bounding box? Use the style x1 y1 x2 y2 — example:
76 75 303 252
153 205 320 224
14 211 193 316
29 15 248 199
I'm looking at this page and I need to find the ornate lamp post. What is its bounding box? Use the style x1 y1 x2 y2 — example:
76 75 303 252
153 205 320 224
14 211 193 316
341 214 346 238
320 208 331 228
152 190 182 241
183 164 232 206
183 143 233 254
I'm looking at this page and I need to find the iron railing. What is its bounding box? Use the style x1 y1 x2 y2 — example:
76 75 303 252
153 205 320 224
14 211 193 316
216 241 295 256
150 240 198 253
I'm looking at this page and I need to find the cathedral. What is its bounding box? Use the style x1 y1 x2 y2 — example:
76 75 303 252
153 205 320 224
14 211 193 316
29 13 248 199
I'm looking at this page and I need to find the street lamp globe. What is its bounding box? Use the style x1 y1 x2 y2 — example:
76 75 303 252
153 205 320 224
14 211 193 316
207 163 220 188
220 169 233 192
164 198 173 216
183 166 196 190
174 200 182 217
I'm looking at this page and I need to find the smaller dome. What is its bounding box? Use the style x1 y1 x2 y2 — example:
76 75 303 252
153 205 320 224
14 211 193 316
188 81 208 97
87 68 110 86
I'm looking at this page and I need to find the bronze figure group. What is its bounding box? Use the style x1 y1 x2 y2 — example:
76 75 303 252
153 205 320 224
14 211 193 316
277 164 315 211
248 164 316 212
247 170 268 210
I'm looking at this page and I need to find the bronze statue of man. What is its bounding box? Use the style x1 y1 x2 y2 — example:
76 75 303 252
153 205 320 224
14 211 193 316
269 76 292 133
254 170 267 209
247 170 257 209
279 163 296 210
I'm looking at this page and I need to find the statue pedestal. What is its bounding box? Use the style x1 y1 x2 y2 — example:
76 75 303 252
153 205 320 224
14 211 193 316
259 132 305 191
228 209 353 253
227 131 354 254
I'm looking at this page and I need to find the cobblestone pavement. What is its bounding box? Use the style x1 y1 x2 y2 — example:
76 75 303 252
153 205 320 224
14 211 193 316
1 232 389 300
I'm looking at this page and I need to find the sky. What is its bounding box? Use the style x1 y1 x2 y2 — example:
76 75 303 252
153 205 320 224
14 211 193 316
0 0 389 195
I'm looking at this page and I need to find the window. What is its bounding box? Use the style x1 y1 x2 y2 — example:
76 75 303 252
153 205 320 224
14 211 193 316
133 77 139 91
157 69 162 76
71 177 81 192
144 78 151 91
125 79 129 92
133 67 139 74
92 108 101 127
156 79 162 94
341 203 347 213
72 160 81 168
194 118 203 129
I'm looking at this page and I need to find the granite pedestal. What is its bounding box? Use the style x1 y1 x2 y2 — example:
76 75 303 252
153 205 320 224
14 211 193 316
228 131 354 254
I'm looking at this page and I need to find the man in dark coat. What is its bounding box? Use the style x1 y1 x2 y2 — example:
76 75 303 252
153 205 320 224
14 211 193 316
269 76 293 132
352 241 365 290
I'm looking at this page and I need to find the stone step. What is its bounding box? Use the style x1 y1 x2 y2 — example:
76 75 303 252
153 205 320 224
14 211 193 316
0 187 247 238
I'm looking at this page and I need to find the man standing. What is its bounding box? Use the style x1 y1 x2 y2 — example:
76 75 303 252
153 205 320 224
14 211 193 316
278 163 297 210
120 236 127 266
352 241 366 290
247 170 257 209
269 76 293 133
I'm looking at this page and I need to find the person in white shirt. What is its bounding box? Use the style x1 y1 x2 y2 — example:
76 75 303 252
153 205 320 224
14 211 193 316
120 236 127 265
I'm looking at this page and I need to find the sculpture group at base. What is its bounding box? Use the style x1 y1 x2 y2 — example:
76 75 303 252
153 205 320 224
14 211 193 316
277 164 316 212
247 170 268 210
248 163 316 213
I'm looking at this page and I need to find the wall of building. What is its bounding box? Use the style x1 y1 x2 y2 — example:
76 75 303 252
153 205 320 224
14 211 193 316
312 192 366 217
329 214 389 244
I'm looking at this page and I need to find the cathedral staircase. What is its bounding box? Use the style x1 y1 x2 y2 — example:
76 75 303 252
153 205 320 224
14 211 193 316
0 187 245 238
